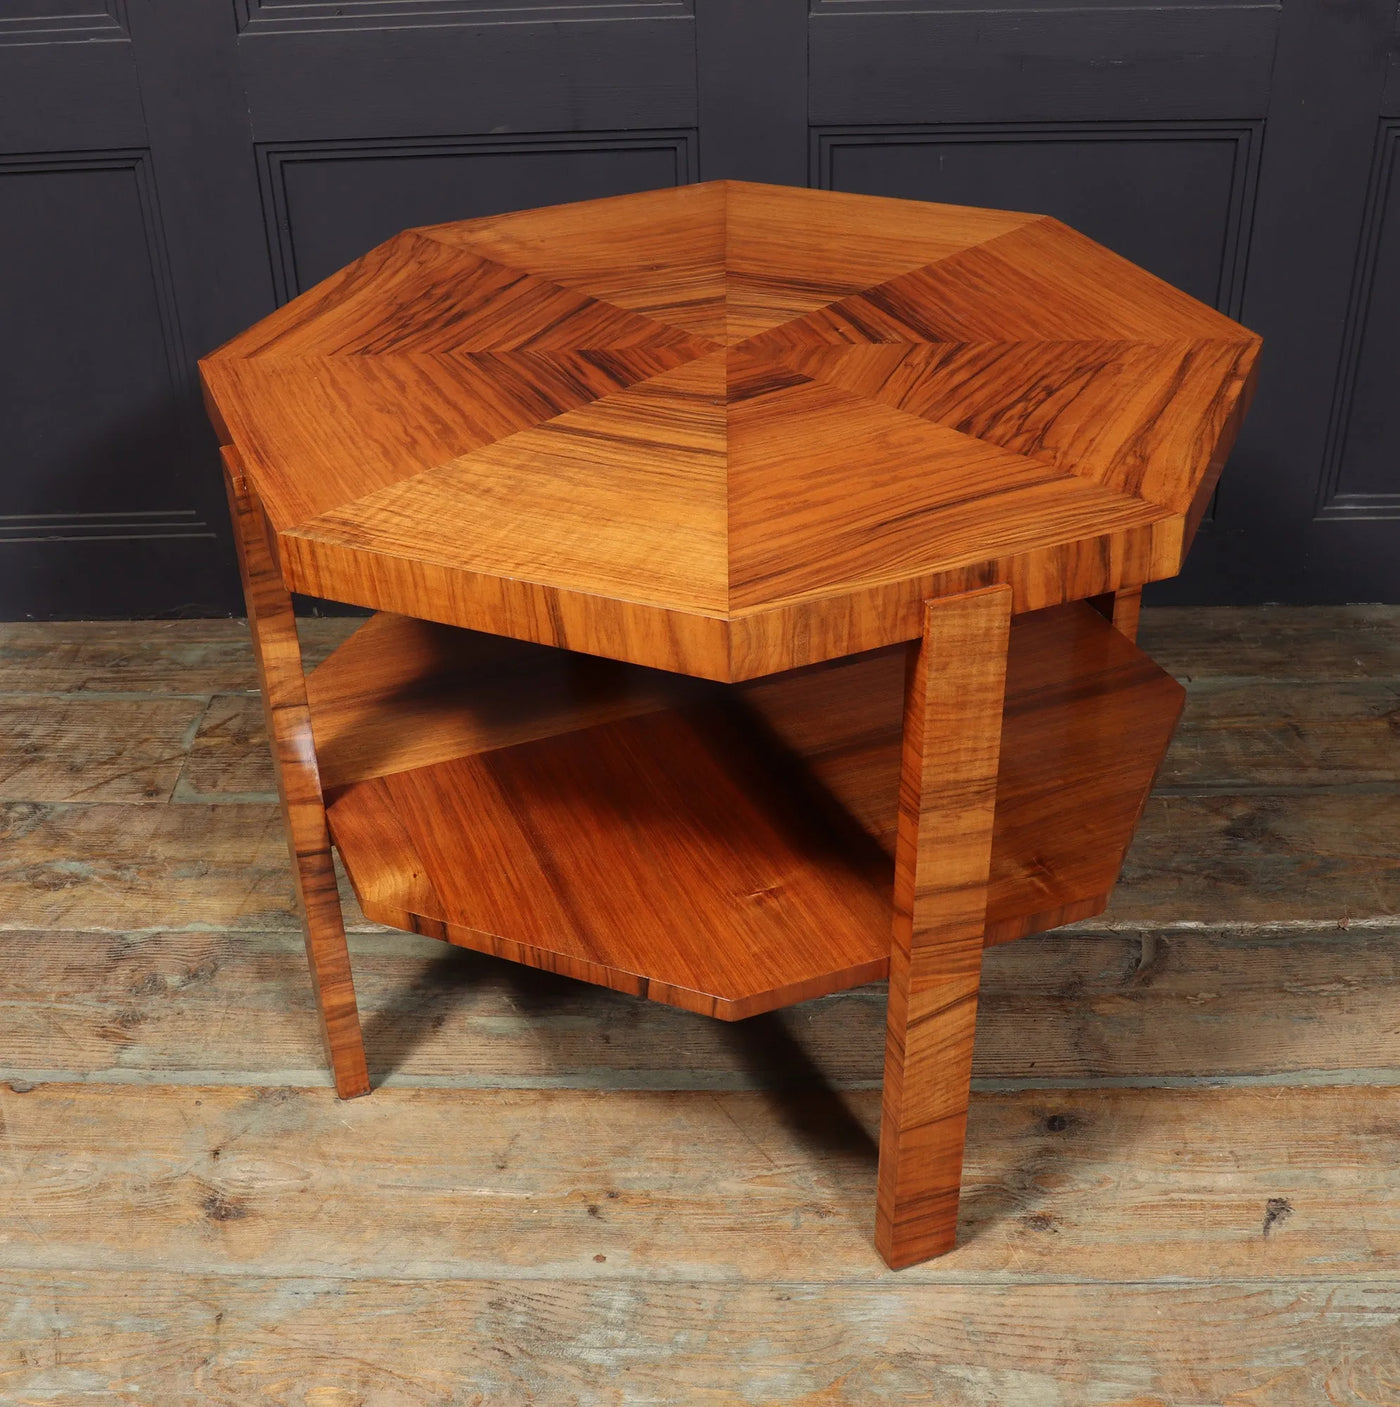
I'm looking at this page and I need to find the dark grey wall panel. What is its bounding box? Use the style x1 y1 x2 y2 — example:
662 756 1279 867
818 124 1260 314
0 152 218 616
1383 1 1400 117
1317 120 1400 518
235 0 683 33
0 155 187 515
1216 0 1396 605
809 1 1280 125
239 11 697 141
3 0 1400 612
259 132 696 298
0 0 125 42
697 0 807 183
0 34 143 151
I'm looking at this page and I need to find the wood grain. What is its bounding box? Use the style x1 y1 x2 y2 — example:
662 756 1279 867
423 181 1041 349
786 215 1251 344
295 351 732 616
1163 679 1400 789
1 1082 1394 1282
3 925 1397 1087
306 611 685 791
0 618 354 696
1112 586 1143 640
769 337 1258 522
201 180 1260 680
6 791 1395 937
327 706 893 1020
1091 585 1143 641
60 639 1400 806
0 696 201 802
305 605 1178 1023
3 1272 1396 1407
985 602 1182 942
224 453 369 1099
875 586 1010 1268
722 359 1171 612
724 517 1184 678
419 181 731 341
739 600 1185 944
207 227 705 366
722 181 1037 344
0 608 1397 1398
14 605 1363 707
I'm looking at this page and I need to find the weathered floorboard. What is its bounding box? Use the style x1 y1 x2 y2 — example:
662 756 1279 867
0 607 1397 1399
1138 604 1400 680
2 1271 1397 1407
0 802 385 932
0 801 316 932
1109 792 1400 926
4 792 1395 934
2 927 1395 1087
0 618 358 696
1164 679 1400 790
158 675 1400 803
0 697 203 802
0 1082 1394 1283
0 604 1392 696
175 693 278 801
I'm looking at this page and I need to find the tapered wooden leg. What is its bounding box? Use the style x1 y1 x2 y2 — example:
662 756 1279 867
875 585 1012 1269
1090 586 1143 642
222 450 371 1099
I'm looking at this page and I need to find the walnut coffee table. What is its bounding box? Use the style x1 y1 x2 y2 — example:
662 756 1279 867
200 181 1260 1269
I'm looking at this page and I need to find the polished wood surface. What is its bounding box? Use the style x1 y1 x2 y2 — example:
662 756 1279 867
304 602 1181 1023
738 598 1186 947
982 602 1184 944
222 451 370 1099
874 587 1010 1267
319 654 894 1020
198 181 1254 1269
1091 586 1144 641
305 611 679 791
201 180 1259 681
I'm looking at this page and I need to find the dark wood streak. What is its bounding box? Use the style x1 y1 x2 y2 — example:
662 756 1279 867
876 586 1011 1269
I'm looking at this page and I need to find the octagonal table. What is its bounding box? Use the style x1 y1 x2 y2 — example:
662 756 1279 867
200 180 1260 1269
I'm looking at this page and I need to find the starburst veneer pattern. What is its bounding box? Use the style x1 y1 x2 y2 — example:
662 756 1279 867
202 181 1259 682
201 181 1259 1271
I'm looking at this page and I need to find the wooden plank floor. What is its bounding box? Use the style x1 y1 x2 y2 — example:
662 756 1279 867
0 606 1398 1405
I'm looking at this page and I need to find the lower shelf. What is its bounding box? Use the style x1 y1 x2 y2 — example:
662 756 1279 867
739 599 1187 946
308 601 1183 1019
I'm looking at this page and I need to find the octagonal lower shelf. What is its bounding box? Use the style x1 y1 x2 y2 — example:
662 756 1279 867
308 600 1183 1019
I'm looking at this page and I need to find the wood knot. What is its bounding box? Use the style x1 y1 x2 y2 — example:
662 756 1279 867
203 1190 248 1222
1262 1197 1292 1236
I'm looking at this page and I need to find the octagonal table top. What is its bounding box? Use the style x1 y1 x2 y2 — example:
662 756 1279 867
201 179 1260 681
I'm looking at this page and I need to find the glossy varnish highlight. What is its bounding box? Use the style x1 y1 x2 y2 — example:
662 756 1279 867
201 180 1259 681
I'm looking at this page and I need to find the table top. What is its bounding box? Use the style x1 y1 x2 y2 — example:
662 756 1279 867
201 180 1259 681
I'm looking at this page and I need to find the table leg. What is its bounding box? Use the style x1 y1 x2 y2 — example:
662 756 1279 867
1090 586 1143 642
875 585 1012 1269
223 452 371 1099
